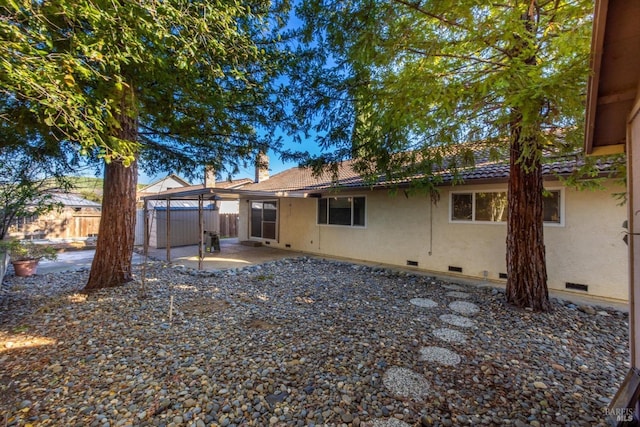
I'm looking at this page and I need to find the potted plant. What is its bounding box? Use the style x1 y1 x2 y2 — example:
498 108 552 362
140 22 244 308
0 239 57 277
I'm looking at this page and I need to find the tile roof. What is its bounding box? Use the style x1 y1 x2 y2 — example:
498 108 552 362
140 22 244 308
243 146 618 193
214 178 254 189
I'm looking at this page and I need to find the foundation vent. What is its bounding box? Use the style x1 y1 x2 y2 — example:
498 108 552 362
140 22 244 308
566 282 588 292
448 266 463 273
499 273 508 279
285 244 291 248
406 260 419 267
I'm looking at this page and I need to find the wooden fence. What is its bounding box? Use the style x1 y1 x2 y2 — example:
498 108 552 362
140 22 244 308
219 214 239 238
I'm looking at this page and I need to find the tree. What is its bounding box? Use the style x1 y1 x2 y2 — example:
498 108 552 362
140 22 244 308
0 145 73 239
1 0 291 289
292 0 593 311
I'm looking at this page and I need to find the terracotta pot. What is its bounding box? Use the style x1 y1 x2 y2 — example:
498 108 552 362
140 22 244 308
12 259 39 277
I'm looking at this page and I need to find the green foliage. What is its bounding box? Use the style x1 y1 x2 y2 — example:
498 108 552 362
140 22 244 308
291 0 594 187
0 0 293 178
0 145 73 239
0 239 58 261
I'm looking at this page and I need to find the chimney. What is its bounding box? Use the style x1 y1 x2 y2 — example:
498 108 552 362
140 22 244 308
255 152 269 183
204 165 216 188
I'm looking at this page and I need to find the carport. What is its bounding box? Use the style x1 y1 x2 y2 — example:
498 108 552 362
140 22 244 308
141 186 287 269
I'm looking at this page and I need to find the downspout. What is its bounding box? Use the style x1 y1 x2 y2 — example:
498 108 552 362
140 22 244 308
428 196 433 256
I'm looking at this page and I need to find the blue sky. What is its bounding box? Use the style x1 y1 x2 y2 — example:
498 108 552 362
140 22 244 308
139 7 322 185
138 142 322 185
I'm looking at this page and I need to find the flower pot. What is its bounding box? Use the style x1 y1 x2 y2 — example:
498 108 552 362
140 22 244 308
12 259 39 277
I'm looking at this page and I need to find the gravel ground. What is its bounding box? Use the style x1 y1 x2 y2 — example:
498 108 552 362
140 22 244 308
0 257 629 426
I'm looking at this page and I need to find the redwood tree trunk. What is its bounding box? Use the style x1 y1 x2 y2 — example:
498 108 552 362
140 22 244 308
505 131 550 312
85 91 138 290
85 158 137 290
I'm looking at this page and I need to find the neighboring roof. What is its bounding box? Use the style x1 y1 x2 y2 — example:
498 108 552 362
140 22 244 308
214 178 254 189
47 193 101 208
139 174 191 193
140 176 253 194
585 0 640 155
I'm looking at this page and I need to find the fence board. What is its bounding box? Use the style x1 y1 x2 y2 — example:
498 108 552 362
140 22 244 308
219 214 239 237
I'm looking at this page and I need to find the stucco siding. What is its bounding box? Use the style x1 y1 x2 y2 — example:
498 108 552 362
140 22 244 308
545 182 627 300
239 178 627 302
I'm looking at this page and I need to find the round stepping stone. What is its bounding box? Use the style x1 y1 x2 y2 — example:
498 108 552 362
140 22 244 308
446 291 470 299
419 346 462 366
410 298 438 308
382 367 431 398
432 327 467 344
449 300 479 315
442 284 465 291
365 419 412 427
439 314 476 328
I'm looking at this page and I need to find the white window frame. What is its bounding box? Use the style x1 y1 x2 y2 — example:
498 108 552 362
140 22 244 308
317 195 367 227
449 188 564 226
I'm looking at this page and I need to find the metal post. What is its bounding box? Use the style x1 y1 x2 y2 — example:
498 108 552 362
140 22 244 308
198 195 204 270
143 199 149 256
166 198 171 263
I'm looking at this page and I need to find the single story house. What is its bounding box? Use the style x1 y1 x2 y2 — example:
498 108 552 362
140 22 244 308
8 192 101 240
231 148 627 303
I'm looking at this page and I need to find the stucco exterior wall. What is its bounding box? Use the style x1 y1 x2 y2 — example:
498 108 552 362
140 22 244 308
239 179 627 302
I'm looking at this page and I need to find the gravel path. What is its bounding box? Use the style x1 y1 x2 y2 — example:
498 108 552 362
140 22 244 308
0 257 629 426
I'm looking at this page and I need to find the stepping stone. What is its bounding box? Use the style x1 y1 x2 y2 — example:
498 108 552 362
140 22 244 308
419 346 462 366
439 314 476 328
365 419 412 427
410 298 438 308
449 300 480 315
432 327 467 344
442 284 465 291
382 367 431 398
446 291 470 299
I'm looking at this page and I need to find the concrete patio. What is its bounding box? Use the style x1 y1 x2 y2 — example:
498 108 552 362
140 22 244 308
142 238 295 270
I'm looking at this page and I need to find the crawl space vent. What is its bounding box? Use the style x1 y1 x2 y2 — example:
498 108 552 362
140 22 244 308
406 260 419 267
448 266 463 273
566 282 588 292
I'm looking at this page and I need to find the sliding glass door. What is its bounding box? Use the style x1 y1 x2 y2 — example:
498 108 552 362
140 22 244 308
250 200 277 240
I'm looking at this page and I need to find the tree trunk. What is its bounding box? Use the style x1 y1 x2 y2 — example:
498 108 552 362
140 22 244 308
504 0 550 312
85 90 138 290
505 130 550 312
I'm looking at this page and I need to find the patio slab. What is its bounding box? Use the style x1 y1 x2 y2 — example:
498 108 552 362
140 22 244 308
142 238 295 270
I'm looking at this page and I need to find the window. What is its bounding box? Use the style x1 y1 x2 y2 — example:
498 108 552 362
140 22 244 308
475 192 508 222
451 190 562 224
542 191 561 223
317 196 366 227
10 215 38 232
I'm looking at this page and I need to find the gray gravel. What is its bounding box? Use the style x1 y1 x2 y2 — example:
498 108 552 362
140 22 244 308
0 257 629 426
